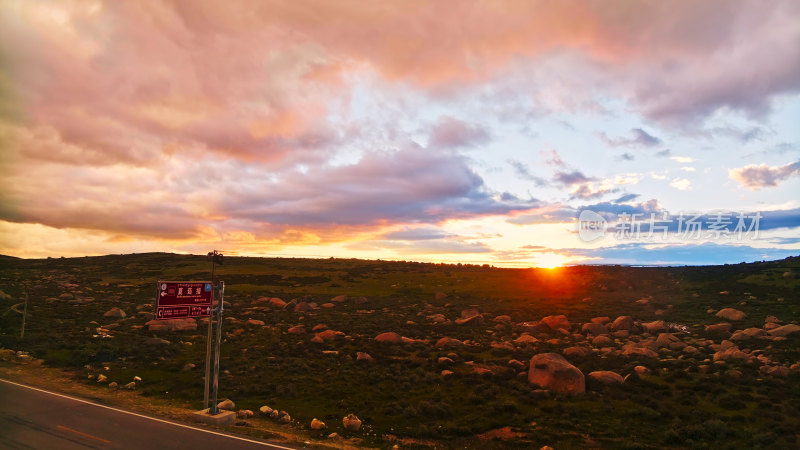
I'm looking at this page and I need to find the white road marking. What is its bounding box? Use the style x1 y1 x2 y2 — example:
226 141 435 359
0 378 297 449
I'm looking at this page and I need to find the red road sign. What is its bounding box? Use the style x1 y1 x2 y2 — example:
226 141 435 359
155 281 213 320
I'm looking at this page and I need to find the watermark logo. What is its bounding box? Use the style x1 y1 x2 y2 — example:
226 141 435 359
578 210 608 242
578 210 762 242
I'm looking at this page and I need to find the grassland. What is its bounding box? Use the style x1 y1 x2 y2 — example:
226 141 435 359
1 253 799 448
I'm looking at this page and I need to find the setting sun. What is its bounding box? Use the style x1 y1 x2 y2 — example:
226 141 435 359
534 252 570 268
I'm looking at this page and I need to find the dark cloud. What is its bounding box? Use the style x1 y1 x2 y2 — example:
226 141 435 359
570 184 618 200
554 170 593 186
613 193 640 203
221 146 541 227
599 128 662 148
617 152 635 161
706 125 767 143
655 149 672 158
507 160 547 186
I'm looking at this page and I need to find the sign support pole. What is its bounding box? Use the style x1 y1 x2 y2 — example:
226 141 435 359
204 256 217 410
20 292 28 338
209 281 225 415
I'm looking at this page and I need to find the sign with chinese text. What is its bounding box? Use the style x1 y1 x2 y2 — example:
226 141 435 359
155 281 213 319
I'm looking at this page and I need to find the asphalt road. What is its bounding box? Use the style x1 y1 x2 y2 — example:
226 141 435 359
0 379 300 449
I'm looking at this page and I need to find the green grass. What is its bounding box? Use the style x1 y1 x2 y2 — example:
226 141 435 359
1 253 799 448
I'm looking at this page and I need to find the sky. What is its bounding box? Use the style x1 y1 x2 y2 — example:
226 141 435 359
0 0 799 267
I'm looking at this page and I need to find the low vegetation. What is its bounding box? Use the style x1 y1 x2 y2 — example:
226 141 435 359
1 253 798 448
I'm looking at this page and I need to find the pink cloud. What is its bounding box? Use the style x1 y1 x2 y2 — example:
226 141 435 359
1 0 798 251
729 161 800 190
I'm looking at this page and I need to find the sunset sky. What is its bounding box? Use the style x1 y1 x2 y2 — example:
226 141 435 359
1 0 798 266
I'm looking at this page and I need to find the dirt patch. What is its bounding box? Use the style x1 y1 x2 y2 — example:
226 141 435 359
476 426 526 440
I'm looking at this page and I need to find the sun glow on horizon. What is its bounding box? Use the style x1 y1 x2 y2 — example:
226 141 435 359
533 252 571 269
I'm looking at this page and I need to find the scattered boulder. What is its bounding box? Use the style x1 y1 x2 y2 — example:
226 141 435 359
581 322 608 336
761 365 790 377
473 367 493 375
563 346 591 357
434 292 448 300
441 370 454 376
621 345 658 358
508 359 526 370
246 319 264 326
716 308 746 321
217 399 235 410
315 329 344 342
610 316 634 332
259 406 273 416
237 409 254 419
312 324 328 332
612 330 630 339
375 332 403 344
591 335 613 346
528 353 585 394
330 295 348 303
731 328 766 341
705 323 732 334
588 371 624 385
294 302 311 312
641 320 668 334
591 317 611 325
655 333 680 348
634 365 649 375
436 337 466 349
493 315 512 323
713 346 750 361
356 352 373 362
428 314 448 323
288 325 306 334
269 297 287 309
311 418 326 430
104 307 126 319
767 324 800 337
108 382 118 390
455 309 484 325
343 413 362 431
540 315 571 331
438 357 455 365
124 382 136 390
514 334 539 345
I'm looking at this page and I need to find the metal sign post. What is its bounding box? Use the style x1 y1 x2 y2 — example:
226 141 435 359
209 281 225 415
20 292 28 338
204 250 223 411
